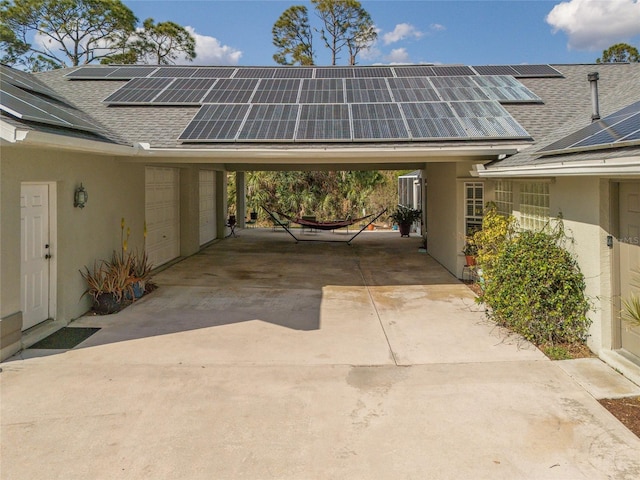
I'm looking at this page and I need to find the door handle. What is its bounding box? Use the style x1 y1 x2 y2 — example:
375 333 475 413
45 254 51 259
45 244 49 249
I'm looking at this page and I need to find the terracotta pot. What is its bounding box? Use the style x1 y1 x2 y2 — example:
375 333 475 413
465 255 476 266
367 224 375 230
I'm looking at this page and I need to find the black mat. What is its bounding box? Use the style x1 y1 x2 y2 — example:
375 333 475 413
29 327 100 349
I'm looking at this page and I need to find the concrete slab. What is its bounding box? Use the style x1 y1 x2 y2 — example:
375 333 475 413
2 230 640 479
556 357 640 399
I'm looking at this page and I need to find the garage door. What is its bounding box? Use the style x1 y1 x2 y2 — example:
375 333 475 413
199 170 216 245
146 167 180 268
619 182 640 360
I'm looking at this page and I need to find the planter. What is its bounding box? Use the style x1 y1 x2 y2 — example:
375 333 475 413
367 224 375 231
93 293 129 315
465 255 477 266
399 223 411 237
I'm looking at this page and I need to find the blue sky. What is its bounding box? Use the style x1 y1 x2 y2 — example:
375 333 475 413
122 0 640 66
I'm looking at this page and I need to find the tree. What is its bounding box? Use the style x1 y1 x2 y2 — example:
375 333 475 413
272 5 314 65
596 43 639 63
132 18 196 65
311 0 377 65
272 0 377 66
0 0 137 70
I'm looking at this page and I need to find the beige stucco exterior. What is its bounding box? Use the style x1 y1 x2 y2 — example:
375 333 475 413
0 141 232 360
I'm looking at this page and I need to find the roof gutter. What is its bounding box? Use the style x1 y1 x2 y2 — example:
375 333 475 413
474 155 640 177
1 120 136 156
134 142 528 161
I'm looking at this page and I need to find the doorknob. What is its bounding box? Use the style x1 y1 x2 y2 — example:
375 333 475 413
45 244 49 248
45 254 51 259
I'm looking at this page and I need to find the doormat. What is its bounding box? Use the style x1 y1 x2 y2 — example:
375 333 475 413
28 327 100 350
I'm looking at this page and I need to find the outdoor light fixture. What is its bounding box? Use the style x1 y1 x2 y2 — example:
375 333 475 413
74 183 88 208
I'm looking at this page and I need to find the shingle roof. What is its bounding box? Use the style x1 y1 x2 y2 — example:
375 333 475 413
16 62 639 166
495 63 640 168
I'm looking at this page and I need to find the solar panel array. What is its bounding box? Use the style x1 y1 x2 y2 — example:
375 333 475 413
177 101 530 143
67 64 563 80
539 100 640 154
103 75 541 106
0 64 105 135
65 63 546 144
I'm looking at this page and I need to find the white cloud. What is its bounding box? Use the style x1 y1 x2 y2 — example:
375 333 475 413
180 26 242 65
384 48 411 64
430 24 446 32
382 23 424 45
546 0 640 50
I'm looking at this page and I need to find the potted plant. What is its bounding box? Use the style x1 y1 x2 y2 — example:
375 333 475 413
462 236 478 266
390 205 421 237
80 258 135 314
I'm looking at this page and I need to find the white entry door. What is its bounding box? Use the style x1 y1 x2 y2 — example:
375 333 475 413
21 184 51 330
619 182 640 359
199 170 216 245
145 167 180 268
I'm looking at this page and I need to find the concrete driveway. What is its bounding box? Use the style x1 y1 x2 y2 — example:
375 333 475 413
2 229 640 479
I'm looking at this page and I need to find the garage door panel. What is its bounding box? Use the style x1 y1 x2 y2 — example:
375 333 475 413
620 182 640 359
146 167 180 268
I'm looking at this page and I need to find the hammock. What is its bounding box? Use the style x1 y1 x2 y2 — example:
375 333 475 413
263 206 387 244
277 212 374 231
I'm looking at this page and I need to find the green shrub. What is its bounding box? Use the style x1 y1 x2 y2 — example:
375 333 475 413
475 208 591 346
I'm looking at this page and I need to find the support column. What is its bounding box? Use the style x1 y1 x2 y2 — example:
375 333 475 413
215 170 228 239
421 167 427 237
236 171 246 228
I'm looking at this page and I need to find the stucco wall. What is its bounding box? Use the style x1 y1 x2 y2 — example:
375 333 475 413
1 145 145 332
549 177 613 354
425 162 459 276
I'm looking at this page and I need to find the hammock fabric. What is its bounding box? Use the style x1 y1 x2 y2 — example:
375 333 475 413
277 212 373 231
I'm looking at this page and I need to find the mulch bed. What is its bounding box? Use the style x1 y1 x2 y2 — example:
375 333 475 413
599 397 640 438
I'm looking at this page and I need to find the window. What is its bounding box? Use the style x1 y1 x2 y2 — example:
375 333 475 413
494 180 513 216
465 182 484 235
519 182 549 231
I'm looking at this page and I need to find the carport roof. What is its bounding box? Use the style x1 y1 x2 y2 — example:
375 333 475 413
2 63 639 171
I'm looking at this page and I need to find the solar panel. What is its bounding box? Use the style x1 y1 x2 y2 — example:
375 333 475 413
393 66 436 77
150 67 198 78
1 65 67 102
190 67 236 78
472 65 519 76
273 68 314 79
387 77 440 102
539 100 640 153
237 104 299 140
250 79 302 104
153 78 217 104
315 68 355 78
296 104 351 141
178 104 250 141
430 76 489 101
471 75 541 103
431 65 476 76
234 68 277 79
450 101 530 138
299 79 344 103
345 78 392 103
351 103 409 140
354 67 393 78
103 77 173 103
202 78 259 103
1 82 103 134
401 102 468 138
107 66 158 79
65 66 121 79
511 64 562 77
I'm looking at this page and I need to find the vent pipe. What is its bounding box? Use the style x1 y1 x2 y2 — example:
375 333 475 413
588 72 600 122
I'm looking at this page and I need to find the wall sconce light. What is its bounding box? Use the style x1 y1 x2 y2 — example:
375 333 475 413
74 183 88 208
